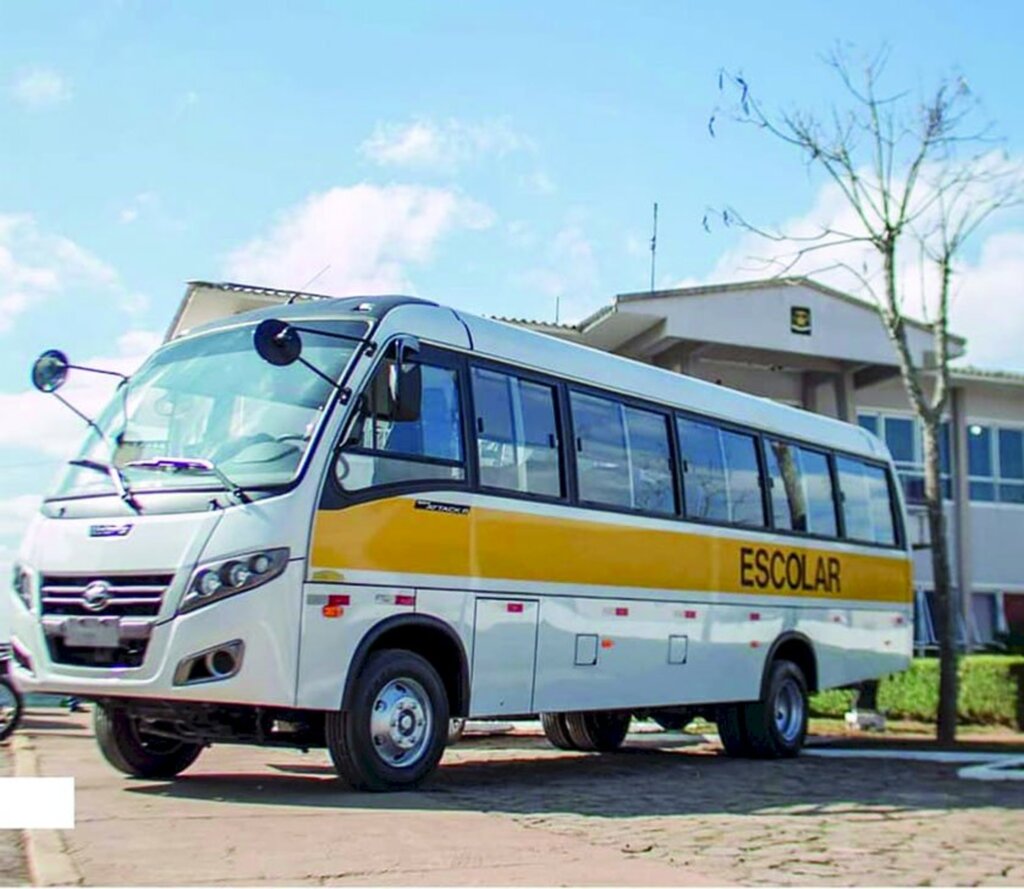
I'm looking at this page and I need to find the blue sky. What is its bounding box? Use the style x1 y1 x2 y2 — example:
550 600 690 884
2 0 1024 623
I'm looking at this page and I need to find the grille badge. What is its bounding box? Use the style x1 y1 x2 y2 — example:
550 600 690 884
81 581 112 613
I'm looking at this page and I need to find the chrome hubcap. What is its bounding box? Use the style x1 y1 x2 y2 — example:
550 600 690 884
369 677 432 768
0 682 18 733
774 678 804 743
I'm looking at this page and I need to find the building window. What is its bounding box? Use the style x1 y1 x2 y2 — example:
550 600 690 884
997 428 1024 504
857 412 951 504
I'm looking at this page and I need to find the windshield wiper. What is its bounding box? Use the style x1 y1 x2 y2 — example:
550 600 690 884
69 458 142 513
124 457 251 504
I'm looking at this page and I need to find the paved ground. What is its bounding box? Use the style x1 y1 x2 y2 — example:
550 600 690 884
6 708 1024 886
0 745 29 887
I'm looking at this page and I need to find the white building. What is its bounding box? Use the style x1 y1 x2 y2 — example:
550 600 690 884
506 277 1024 651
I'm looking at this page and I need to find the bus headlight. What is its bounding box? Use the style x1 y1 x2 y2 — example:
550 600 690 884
11 563 33 612
180 548 289 614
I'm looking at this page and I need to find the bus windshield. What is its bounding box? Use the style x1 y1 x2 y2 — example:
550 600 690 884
48 319 367 501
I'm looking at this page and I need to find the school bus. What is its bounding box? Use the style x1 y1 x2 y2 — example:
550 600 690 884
8 282 912 790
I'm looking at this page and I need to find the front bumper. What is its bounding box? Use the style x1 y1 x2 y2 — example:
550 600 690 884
9 560 304 708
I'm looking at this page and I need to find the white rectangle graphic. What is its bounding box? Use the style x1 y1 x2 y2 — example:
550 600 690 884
0 777 75 828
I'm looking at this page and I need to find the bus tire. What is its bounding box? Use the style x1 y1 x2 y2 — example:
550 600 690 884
326 649 449 792
716 704 753 757
541 712 576 750
743 659 808 758
0 677 22 742
564 711 631 752
93 705 202 779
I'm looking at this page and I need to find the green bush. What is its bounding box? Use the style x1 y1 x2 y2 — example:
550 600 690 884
809 655 1024 728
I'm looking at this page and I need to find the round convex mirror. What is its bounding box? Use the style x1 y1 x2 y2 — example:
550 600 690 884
31 349 70 393
253 318 302 367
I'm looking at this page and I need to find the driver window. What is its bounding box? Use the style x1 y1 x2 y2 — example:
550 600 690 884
335 359 466 491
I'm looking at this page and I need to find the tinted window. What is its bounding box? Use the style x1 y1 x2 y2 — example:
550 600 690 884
999 429 1024 480
968 425 992 476
765 441 837 536
624 405 675 515
337 362 465 490
802 449 838 536
885 417 915 464
677 418 764 526
472 368 562 498
572 393 673 514
572 393 629 508
837 456 896 545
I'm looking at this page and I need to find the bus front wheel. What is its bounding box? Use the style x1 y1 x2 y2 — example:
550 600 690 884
326 649 449 791
94 705 203 778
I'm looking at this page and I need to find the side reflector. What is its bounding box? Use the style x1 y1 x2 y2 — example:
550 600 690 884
749 612 761 621
600 638 614 649
395 594 416 607
684 609 697 619
322 594 349 618
507 602 524 613
614 607 629 617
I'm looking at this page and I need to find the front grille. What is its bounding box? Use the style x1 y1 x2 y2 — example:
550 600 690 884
46 637 148 668
40 574 173 617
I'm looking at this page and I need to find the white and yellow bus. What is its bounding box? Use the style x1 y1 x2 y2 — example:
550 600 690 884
9 282 912 790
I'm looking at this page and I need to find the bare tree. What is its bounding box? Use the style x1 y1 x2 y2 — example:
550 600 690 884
710 47 1023 743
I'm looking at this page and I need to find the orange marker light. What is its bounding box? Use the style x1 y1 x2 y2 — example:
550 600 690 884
600 638 614 649
322 594 349 618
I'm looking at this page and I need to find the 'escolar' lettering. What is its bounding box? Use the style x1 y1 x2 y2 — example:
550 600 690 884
739 546 841 594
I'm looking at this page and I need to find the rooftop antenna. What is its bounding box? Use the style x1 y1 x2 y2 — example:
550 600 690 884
650 202 658 293
301 264 331 292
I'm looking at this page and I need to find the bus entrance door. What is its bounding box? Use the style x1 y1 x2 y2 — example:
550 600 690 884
469 597 539 717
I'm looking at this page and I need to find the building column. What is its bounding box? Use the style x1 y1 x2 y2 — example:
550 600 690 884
950 385 973 645
801 372 819 413
833 369 856 423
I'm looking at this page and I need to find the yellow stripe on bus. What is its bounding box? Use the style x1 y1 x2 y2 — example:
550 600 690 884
311 498 912 604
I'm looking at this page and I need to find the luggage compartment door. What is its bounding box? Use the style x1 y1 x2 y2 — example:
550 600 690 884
470 597 539 717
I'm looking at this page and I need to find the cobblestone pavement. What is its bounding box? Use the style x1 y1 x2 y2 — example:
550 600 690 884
11 709 1024 886
434 734 1024 886
0 744 29 886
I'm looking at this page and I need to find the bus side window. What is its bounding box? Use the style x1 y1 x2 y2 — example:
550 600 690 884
472 368 563 498
335 361 466 491
677 418 764 526
765 440 837 537
838 456 897 546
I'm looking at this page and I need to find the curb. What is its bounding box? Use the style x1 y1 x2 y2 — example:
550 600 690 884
11 732 83 887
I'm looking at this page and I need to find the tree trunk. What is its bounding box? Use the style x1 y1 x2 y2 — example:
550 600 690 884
921 417 958 744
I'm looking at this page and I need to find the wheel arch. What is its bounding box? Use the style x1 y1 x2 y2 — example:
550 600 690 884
761 632 818 696
341 614 470 717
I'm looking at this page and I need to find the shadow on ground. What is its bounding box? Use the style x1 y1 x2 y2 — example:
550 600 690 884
123 732 1024 818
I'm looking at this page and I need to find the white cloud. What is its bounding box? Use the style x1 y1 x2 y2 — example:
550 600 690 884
520 223 600 322
361 118 532 172
697 160 1024 370
118 192 158 225
10 68 72 108
224 184 494 295
0 214 124 332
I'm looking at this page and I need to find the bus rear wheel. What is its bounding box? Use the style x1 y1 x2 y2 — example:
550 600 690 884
541 712 576 750
564 711 631 752
717 659 808 759
326 649 449 792
94 705 203 779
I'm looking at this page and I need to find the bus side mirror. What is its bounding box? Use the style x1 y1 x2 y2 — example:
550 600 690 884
31 349 70 393
253 318 302 366
389 336 421 422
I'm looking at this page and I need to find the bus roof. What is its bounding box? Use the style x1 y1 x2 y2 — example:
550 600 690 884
172 282 890 462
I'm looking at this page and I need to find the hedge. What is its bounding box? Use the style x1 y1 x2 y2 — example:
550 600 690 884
809 655 1024 728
